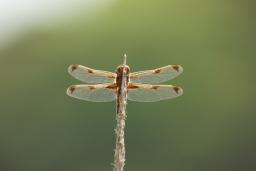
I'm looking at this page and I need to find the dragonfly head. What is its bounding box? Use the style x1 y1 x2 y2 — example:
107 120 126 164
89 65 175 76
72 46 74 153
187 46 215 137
116 54 130 75
116 65 130 74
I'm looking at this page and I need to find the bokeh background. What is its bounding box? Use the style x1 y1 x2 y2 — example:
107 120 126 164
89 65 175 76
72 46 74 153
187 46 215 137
0 0 255 171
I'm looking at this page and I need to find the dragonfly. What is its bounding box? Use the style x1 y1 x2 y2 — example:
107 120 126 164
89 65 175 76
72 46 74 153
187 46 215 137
66 55 183 103
66 55 183 171
67 55 183 104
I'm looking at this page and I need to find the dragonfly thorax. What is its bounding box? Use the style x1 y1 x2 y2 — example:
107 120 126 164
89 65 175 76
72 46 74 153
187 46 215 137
116 65 130 87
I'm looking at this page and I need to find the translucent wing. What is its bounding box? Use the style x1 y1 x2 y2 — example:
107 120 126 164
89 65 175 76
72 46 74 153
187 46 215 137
130 65 183 83
66 83 117 102
127 83 183 102
68 64 116 83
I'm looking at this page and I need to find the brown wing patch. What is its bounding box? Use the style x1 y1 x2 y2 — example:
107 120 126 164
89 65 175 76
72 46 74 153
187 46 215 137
151 86 160 90
88 86 96 90
172 65 180 72
69 85 76 93
173 86 180 94
128 84 139 89
107 74 116 79
154 69 161 74
71 64 78 72
87 69 94 73
106 84 117 90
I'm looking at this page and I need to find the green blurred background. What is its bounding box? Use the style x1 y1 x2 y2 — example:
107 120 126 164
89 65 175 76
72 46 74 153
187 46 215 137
0 0 255 171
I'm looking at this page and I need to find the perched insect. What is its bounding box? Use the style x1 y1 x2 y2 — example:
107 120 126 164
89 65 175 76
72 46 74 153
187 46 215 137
66 55 183 103
66 55 183 171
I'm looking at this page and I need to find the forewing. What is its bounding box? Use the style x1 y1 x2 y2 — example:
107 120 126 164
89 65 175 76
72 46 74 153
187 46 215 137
66 83 117 102
127 83 183 102
130 65 183 83
68 64 116 83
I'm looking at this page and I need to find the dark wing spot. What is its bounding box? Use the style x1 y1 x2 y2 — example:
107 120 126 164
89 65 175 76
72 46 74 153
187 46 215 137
172 65 180 72
173 86 180 94
128 84 139 89
69 85 76 93
107 74 116 79
154 69 161 74
71 64 78 72
152 86 160 90
88 86 96 90
106 84 117 90
87 69 94 74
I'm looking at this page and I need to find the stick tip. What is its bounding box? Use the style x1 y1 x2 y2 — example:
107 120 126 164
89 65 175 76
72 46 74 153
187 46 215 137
123 54 127 65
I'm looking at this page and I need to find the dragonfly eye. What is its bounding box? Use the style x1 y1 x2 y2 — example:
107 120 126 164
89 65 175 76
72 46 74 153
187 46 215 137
116 66 122 73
